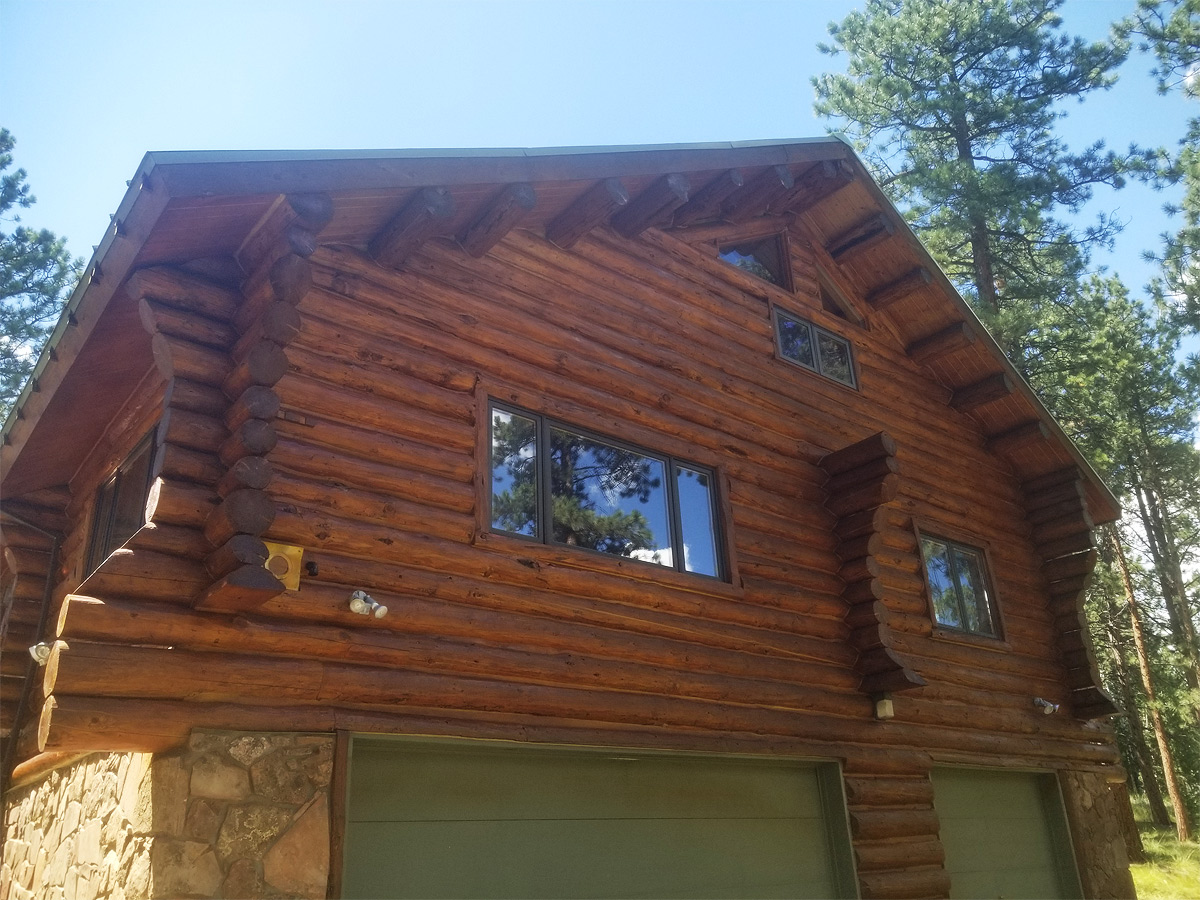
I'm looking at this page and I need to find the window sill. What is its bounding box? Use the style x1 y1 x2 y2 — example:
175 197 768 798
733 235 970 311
474 530 744 601
930 626 1011 653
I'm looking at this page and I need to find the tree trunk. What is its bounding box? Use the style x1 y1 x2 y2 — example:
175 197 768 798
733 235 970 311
1131 472 1200 722
1099 581 1171 827
1109 524 1192 842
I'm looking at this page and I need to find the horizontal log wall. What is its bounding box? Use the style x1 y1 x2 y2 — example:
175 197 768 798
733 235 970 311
38 214 1122 897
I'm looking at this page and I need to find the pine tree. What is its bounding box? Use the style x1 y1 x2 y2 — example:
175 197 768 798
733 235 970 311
1 128 81 420
813 0 1152 347
1123 0 1200 328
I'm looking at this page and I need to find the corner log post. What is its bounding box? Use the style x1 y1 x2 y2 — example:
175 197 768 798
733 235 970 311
1022 468 1117 719
129 268 242 559
195 193 333 612
820 432 927 699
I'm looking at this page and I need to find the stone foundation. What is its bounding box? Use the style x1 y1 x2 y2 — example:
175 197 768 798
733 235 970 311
1059 769 1138 900
2 732 334 899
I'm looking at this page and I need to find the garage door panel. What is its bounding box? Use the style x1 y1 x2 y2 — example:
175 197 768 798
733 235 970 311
932 768 1081 900
344 738 854 899
347 817 837 899
350 743 821 823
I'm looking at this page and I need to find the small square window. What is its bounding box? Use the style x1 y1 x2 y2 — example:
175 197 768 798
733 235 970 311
86 432 156 573
920 535 1000 638
773 309 857 388
719 235 789 288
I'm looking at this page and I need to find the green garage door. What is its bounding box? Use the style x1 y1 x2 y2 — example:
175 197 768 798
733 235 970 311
931 768 1082 900
343 738 856 899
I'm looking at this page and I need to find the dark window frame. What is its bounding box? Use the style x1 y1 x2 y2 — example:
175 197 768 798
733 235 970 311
772 306 859 389
86 430 157 574
717 233 793 291
488 401 726 580
917 529 1003 640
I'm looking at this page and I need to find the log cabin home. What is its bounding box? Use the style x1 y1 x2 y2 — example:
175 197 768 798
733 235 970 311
0 138 1138 899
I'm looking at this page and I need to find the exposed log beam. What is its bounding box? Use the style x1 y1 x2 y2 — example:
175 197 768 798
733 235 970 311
457 183 537 258
672 169 744 226
950 373 1014 412
906 322 976 365
865 267 932 311
368 187 456 269
769 159 855 214
545 178 629 249
611 174 690 238
827 213 895 263
721 165 795 223
196 565 287 613
986 419 1051 455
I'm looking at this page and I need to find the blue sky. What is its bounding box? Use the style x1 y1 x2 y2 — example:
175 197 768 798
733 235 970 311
1 0 1192 313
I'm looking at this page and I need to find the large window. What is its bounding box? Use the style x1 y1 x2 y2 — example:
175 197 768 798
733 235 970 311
773 308 857 388
920 534 1000 638
86 432 156 573
489 404 723 578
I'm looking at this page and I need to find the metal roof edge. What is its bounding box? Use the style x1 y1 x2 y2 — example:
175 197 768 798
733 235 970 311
1 152 162 459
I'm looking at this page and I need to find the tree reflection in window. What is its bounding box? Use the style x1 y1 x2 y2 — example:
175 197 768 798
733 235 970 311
490 404 723 578
920 536 998 638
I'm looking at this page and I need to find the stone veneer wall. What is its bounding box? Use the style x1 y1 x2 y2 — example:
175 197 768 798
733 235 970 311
2 732 334 900
1059 769 1138 900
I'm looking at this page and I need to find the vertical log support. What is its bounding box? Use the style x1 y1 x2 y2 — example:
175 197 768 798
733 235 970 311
1022 468 1117 719
194 193 333 612
821 433 927 700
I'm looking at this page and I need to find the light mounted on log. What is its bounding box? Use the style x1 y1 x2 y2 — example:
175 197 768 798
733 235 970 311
349 590 388 618
1033 697 1060 715
28 642 53 665
873 693 895 721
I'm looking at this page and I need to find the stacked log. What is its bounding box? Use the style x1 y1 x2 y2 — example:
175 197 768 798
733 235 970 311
196 194 333 611
1023 468 1117 719
843 759 950 900
127 267 240 606
0 487 66 744
821 433 926 697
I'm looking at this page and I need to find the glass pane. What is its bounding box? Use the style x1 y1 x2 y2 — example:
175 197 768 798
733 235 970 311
491 409 539 537
952 546 996 636
921 538 962 629
719 237 783 285
87 477 119 570
816 331 854 386
549 427 670 564
110 438 154 549
676 465 720 577
776 313 815 369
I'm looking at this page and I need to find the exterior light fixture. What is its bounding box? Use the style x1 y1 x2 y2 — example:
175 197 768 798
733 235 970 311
349 590 387 618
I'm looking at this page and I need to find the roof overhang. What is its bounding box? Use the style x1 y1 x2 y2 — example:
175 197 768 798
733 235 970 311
0 137 1120 524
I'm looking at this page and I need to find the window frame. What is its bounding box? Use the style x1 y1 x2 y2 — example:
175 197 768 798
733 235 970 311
916 528 1004 641
86 430 157 574
717 233 794 291
771 306 859 390
487 401 727 580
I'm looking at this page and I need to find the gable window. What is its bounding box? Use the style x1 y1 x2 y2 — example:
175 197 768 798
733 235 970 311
86 432 156 573
920 535 1000 638
489 404 723 578
773 308 857 388
719 235 790 288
